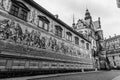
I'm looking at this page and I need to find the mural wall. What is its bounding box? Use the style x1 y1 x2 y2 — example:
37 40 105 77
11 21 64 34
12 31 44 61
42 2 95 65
0 0 91 59
0 17 90 58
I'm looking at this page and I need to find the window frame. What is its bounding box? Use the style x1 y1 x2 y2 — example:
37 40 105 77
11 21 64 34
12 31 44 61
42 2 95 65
55 25 63 38
75 36 79 45
38 17 49 31
66 32 72 41
10 1 30 21
86 43 89 50
43 21 49 31
19 9 28 21
10 3 19 17
38 19 43 28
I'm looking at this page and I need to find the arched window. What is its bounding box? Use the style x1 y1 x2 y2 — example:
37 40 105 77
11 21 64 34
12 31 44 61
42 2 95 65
10 0 30 21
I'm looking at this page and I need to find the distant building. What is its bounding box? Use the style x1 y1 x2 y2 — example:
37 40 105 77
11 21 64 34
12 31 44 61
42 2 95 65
72 9 104 69
104 35 120 69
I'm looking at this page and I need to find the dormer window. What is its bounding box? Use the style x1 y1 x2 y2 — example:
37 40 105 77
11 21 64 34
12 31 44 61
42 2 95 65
38 15 50 31
66 32 72 41
10 0 30 21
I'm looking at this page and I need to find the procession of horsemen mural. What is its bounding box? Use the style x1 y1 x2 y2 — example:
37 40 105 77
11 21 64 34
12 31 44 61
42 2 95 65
0 18 90 58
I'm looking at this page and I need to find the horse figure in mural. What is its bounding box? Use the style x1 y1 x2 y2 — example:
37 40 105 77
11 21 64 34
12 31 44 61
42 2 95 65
0 19 23 43
22 29 31 45
47 37 56 51
30 30 35 46
15 23 23 42
51 38 57 51
32 31 41 48
55 42 60 52
9 22 22 42
60 42 68 54
29 31 47 49
47 37 52 49
40 37 46 49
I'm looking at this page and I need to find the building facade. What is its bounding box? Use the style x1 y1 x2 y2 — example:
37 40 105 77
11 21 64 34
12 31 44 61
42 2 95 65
0 0 95 76
105 35 120 69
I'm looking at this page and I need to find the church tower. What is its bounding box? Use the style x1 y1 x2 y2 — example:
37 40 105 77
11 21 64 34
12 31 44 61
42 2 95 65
84 9 92 20
84 9 93 29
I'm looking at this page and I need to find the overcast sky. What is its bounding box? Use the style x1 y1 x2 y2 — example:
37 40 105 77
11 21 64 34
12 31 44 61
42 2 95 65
34 0 120 39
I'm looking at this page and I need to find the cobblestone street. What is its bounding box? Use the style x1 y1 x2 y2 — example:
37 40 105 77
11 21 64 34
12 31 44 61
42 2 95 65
29 70 120 80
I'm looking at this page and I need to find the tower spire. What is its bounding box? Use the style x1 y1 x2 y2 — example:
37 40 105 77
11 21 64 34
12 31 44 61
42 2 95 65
72 14 76 30
84 9 93 28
